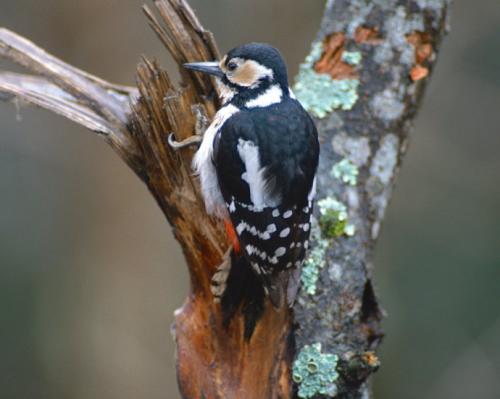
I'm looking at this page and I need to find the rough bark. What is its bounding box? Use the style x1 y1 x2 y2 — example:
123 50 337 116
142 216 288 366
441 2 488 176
291 1 450 398
0 0 450 398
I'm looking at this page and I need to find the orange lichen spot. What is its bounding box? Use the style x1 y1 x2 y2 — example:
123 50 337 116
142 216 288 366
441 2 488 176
407 31 433 81
314 33 357 79
410 65 429 81
361 351 380 368
355 26 383 44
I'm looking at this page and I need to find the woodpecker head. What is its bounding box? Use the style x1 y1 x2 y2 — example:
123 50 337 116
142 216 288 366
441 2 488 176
184 43 289 104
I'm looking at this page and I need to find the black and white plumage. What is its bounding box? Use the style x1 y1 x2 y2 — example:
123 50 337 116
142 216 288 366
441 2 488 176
185 43 319 316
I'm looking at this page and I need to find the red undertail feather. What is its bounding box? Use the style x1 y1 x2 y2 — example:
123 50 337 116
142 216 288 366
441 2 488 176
224 219 241 253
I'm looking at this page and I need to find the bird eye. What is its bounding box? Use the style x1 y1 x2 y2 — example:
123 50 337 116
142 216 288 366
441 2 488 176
227 61 238 71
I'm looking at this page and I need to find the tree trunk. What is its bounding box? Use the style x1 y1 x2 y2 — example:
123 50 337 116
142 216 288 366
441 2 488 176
0 0 450 398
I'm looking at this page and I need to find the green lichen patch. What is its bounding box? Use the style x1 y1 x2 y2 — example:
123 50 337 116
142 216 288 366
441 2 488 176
331 159 358 186
301 198 355 296
293 343 339 398
294 42 360 118
318 197 355 239
341 51 362 66
301 222 328 296
320 210 347 238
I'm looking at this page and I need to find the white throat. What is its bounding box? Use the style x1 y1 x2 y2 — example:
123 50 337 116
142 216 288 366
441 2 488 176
216 79 236 104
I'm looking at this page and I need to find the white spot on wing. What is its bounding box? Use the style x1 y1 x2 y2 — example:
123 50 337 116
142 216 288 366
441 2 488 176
235 201 263 213
275 247 286 257
252 263 261 274
246 244 256 254
269 256 279 265
279 227 290 238
236 221 277 240
236 223 245 235
272 209 280 217
267 224 277 233
283 210 293 219
228 199 236 213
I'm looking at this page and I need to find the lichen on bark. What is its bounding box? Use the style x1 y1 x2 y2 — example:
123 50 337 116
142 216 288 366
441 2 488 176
292 0 450 397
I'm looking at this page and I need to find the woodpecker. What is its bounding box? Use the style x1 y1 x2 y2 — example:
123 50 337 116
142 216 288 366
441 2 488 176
184 43 319 321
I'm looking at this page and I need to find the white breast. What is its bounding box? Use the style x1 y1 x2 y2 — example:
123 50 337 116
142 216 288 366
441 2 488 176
192 104 239 218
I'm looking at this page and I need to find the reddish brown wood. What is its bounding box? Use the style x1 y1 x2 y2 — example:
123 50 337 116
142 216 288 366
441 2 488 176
130 3 295 397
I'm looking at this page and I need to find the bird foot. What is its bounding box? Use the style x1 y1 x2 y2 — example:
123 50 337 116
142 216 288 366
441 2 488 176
210 248 232 303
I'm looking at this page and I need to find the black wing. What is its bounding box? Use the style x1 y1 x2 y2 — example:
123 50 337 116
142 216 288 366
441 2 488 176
214 98 319 306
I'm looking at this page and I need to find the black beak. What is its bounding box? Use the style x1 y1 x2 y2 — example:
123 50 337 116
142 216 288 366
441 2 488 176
183 61 224 78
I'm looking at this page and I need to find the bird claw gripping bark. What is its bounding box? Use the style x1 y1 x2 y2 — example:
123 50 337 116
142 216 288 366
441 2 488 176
210 248 232 303
168 104 210 149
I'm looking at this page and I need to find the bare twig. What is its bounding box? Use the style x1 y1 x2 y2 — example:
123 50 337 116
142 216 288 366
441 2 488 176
0 28 142 172
0 28 134 125
0 72 114 135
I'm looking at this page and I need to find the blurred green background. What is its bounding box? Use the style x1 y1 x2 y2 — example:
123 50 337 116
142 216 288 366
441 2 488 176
0 1 499 398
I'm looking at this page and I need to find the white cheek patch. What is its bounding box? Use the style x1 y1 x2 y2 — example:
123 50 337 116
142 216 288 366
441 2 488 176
192 104 239 218
237 138 281 209
245 85 283 108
